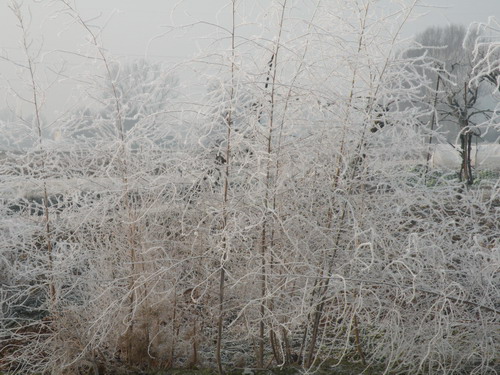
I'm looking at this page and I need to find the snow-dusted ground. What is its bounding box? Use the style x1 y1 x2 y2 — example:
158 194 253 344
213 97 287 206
2 144 500 200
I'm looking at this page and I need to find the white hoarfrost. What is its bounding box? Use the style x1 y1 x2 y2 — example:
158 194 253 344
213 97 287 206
0 1 499 375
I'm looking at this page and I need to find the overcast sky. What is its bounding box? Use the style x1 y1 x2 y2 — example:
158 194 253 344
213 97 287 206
1 0 497 57
0 0 498 121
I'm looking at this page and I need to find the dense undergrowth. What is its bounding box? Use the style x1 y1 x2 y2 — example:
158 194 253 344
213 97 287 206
1 1 499 374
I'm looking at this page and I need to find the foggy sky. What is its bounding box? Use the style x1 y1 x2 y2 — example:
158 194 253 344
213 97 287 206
0 0 498 121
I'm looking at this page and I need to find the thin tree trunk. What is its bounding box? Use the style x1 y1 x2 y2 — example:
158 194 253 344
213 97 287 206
425 69 442 181
12 2 57 308
216 2 237 373
353 314 366 365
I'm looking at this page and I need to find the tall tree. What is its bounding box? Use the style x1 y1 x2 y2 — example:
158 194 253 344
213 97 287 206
406 24 500 184
64 59 179 144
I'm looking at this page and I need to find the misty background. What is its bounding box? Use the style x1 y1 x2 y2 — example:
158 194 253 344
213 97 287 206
0 0 498 123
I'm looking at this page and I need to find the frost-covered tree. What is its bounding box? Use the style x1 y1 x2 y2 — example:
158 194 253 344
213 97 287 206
471 18 500 94
63 59 179 146
405 24 500 184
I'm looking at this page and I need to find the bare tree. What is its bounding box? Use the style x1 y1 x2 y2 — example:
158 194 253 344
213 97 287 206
406 24 500 185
